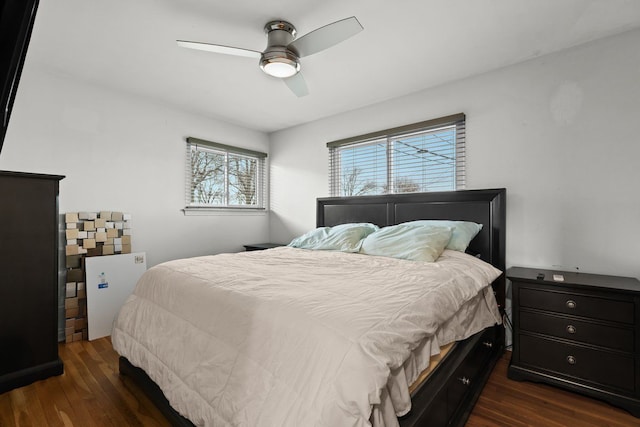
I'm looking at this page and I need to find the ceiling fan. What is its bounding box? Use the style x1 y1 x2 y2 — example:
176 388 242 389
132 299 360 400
177 16 363 97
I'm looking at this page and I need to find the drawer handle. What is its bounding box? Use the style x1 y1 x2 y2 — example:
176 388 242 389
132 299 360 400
458 377 471 386
565 300 577 309
567 355 576 365
482 341 493 348
566 325 576 334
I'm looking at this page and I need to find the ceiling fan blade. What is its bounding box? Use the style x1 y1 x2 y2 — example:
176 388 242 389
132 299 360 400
176 40 262 59
283 72 309 97
288 16 363 58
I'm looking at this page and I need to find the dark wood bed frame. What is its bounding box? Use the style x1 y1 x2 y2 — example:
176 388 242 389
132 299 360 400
119 188 506 427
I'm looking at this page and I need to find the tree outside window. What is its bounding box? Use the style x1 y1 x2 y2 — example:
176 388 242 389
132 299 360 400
329 114 465 197
187 138 266 209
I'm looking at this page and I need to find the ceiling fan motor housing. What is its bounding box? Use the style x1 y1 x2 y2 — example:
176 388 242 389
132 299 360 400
260 20 300 77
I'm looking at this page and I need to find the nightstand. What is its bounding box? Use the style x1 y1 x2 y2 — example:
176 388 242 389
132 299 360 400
243 243 285 251
507 266 640 417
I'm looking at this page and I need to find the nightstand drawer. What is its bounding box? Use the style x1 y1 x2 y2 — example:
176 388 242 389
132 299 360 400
520 334 635 392
520 310 634 352
519 287 634 324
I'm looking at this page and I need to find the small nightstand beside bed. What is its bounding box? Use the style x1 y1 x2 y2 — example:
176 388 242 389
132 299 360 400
508 267 640 417
243 243 285 251
113 189 506 427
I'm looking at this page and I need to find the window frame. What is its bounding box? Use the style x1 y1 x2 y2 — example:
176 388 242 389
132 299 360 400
327 113 465 197
185 137 267 212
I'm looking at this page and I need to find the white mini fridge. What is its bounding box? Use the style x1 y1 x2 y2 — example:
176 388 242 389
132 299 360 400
85 252 147 340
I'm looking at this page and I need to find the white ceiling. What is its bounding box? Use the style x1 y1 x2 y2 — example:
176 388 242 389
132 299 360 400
28 0 640 133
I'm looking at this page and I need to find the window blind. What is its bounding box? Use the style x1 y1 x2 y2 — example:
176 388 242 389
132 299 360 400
328 114 465 197
185 137 267 209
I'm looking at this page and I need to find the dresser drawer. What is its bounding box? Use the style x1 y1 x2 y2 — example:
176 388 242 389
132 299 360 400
520 310 634 352
447 327 497 413
519 287 634 324
520 334 635 392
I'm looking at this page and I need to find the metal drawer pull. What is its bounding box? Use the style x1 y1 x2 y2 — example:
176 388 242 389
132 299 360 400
565 300 577 309
458 377 471 386
567 355 576 365
566 325 576 334
482 341 493 348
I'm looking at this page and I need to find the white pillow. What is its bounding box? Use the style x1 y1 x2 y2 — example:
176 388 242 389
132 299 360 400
288 223 379 252
401 220 483 252
360 224 453 262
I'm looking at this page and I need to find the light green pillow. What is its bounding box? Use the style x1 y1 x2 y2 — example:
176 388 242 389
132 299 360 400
360 224 453 262
288 223 379 252
401 220 483 252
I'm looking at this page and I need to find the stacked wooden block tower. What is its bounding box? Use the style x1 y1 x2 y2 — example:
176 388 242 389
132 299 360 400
64 211 132 343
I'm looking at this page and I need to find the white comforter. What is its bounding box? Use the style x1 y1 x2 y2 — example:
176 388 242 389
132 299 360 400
112 247 501 427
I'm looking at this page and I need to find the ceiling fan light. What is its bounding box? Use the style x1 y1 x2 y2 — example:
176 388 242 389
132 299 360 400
260 57 299 78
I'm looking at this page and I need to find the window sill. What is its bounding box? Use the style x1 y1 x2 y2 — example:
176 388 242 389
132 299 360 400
182 207 268 216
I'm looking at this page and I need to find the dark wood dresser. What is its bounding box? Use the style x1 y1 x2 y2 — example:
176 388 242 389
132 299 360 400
507 266 640 417
0 170 64 393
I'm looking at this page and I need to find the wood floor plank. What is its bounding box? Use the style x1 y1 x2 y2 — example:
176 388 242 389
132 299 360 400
0 392 16 427
11 386 49 427
1 340 639 426
75 343 140 426
57 344 107 427
33 378 76 427
64 344 121 427
78 341 149 427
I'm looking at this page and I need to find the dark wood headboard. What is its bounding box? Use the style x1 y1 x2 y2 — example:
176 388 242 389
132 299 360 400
316 188 506 311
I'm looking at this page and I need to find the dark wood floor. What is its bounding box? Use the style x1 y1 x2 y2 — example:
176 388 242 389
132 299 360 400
1 338 638 426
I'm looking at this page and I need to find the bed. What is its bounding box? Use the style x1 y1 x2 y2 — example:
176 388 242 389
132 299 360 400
115 188 506 427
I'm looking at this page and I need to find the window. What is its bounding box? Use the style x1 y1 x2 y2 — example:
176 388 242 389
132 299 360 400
328 114 465 197
186 137 267 209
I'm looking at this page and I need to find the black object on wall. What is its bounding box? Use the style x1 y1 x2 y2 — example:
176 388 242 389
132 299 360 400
0 0 39 154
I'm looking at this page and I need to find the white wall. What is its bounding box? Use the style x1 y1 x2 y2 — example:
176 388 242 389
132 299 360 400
269 28 640 279
1 66 270 268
